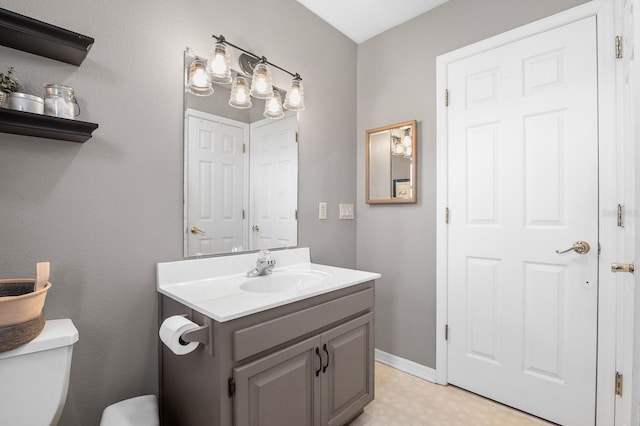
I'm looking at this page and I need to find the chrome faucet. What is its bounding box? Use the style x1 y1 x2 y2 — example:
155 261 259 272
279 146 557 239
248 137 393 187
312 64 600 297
246 249 276 277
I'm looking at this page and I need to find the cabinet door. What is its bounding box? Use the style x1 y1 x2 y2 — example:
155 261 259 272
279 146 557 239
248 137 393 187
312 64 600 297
321 313 374 426
234 335 322 426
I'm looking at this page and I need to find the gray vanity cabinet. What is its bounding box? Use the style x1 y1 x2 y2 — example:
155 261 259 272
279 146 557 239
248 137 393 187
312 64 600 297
233 335 321 426
233 313 374 426
160 281 375 426
321 313 374 426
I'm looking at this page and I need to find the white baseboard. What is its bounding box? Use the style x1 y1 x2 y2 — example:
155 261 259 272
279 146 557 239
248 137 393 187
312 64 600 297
374 349 437 383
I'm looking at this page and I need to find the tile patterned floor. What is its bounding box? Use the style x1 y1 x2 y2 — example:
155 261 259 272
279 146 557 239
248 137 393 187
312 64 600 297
350 362 554 426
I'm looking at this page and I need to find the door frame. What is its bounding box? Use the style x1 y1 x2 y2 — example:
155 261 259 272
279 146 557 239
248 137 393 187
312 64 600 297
435 1 623 425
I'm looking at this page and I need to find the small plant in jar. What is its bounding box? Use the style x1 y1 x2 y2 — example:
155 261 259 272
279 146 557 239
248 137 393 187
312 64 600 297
0 67 21 107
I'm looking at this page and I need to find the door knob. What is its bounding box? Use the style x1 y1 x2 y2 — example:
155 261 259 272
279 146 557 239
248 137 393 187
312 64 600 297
190 226 206 235
555 241 590 255
252 225 260 232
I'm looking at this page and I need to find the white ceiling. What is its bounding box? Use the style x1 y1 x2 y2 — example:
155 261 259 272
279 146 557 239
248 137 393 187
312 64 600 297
296 0 450 44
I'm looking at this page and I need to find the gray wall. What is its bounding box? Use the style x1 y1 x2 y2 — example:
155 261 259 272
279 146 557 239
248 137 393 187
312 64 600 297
356 0 588 368
0 0 356 424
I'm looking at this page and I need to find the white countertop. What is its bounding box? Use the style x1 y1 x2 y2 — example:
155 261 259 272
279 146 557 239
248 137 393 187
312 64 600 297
157 248 380 322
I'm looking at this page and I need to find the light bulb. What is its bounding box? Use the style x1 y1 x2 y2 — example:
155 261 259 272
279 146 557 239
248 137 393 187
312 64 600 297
256 79 269 92
264 91 284 119
236 90 248 103
192 69 207 86
404 145 413 158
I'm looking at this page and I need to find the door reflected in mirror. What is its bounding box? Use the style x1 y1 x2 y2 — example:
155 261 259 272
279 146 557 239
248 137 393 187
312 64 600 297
183 50 298 257
365 120 417 204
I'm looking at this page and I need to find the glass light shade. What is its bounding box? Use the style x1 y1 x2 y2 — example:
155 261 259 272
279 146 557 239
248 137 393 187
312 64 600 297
187 58 213 96
250 63 274 99
402 128 412 147
283 78 305 111
264 91 284 119
208 43 232 84
229 76 252 109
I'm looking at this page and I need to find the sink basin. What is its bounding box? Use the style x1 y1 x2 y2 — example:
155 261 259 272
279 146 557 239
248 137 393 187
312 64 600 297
238 270 331 293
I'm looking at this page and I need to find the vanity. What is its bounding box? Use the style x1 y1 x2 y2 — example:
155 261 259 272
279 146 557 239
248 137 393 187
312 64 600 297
157 248 379 426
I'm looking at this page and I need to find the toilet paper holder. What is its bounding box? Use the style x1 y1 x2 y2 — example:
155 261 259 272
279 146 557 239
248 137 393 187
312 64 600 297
178 313 213 355
178 324 209 346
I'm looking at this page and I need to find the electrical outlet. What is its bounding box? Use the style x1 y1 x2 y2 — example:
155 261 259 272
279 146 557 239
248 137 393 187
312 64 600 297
319 202 327 220
339 204 354 220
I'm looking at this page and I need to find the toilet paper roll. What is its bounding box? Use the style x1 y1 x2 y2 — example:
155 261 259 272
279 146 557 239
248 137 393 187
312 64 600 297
159 315 200 355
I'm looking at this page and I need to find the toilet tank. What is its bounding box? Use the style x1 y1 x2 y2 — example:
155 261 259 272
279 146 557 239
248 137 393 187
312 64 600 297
0 319 79 426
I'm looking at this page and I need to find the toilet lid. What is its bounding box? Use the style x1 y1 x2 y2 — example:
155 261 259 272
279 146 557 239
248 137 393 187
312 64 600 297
0 319 78 360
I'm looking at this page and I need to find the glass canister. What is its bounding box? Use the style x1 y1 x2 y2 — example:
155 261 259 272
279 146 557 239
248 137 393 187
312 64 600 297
7 93 44 114
43 84 79 120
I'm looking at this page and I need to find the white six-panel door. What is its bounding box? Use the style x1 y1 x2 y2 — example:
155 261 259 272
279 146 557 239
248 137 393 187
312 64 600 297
447 17 598 426
249 116 298 250
186 113 247 256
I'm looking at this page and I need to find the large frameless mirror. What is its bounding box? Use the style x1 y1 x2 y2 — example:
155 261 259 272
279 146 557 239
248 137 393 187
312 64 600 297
183 49 299 257
365 120 417 204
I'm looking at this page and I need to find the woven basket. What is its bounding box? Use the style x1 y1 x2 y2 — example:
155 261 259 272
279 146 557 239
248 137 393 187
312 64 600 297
0 279 51 352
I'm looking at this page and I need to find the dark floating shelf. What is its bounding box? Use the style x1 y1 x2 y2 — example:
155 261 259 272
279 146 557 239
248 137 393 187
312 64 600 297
0 109 98 143
0 8 94 66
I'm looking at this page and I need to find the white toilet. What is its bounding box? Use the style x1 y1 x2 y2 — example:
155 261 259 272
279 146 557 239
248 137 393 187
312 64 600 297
0 318 79 426
100 394 159 426
0 317 159 425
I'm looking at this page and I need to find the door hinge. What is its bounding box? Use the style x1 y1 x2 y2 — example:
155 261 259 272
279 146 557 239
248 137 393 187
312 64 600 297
295 131 299 143
445 324 449 341
295 209 298 220
242 143 246 153
615 372 623 396
445 207 450 224
445 89 449 107
617 204 624 227
228 377 236 397
242 209 246 220
616 36 623 59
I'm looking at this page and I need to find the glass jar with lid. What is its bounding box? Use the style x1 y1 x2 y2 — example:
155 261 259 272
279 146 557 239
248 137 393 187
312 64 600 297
43 84 79 120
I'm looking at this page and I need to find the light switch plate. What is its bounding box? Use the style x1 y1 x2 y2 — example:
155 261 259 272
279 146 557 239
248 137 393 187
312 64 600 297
339 204 354 220
319 202 327 220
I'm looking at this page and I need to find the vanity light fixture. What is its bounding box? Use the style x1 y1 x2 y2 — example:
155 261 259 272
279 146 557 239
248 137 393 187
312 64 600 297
264 90 285 119
209 34 305 113
187 57 214 96
229 75 252 109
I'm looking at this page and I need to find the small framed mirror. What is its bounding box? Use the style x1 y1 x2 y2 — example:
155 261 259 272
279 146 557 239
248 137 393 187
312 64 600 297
365 120 417 204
